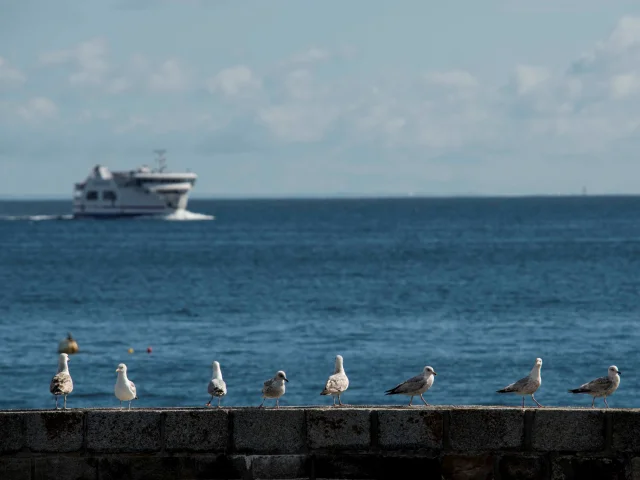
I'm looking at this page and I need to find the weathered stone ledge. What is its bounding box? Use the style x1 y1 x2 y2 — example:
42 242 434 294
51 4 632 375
1 406 639 479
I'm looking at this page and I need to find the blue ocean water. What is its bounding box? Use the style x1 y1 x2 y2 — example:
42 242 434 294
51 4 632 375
0 196 639 410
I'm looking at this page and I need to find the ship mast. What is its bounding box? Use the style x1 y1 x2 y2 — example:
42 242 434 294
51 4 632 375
153 149 167 173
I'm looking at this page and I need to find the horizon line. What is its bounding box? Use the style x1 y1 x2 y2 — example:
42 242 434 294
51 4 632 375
0 192 637 201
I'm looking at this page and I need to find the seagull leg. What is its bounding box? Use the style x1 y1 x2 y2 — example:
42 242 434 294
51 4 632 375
332 396 336 407
420 394 429 406
532 394 543 408
522 397 525 409
259 398 265 408
120 400 123 409
55 396 59 410
218 397 222 408
64 395 68 410
408 396 414 406
276 398 280 409
604 397 609 408
128 400 132 410
338 394 344 406
591 397 595 408
206 395 213 407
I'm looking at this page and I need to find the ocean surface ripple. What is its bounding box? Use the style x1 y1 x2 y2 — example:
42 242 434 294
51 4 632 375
0 197 639 409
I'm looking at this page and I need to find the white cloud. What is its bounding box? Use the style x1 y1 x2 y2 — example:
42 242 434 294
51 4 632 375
289 47 330 64
114 115 149 134
607 16 640 52
610 73 640 99
148 59 189 92
40 38 109 86
106 76 131 94
0 57 26 86
513 65 551 95
258 104 340 142
206 65 261 96
16 97 58 121
425 70 478 88
283 69 314 100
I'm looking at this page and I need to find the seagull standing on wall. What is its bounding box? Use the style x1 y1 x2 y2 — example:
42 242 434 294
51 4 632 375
50 353 73 409
320 354 350 406
385 366 437 406
115 363 138 410
206 361 227 408
568 365 621 408
496 358 543 408
260 370 288 409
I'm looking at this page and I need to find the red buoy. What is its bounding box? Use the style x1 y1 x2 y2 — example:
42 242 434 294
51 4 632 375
147 346 152 354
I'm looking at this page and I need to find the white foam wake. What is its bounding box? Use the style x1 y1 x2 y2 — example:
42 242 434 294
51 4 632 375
153 209 215 221
0 214 74 221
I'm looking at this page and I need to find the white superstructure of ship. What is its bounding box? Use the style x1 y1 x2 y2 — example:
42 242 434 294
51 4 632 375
72 150 198 218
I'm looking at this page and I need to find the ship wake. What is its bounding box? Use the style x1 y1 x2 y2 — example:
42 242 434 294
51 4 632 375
0 210 213 221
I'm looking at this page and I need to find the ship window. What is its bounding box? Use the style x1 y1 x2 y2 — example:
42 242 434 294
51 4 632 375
103 191 117 201
86 191 98 200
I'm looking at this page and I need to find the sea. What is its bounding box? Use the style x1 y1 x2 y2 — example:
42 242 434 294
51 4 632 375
0 196 638 410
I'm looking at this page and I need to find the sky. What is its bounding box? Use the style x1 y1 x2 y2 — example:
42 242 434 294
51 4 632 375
2 0 640 197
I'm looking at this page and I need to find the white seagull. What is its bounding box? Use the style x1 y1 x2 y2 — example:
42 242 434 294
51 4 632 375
260 370 288 409
385 366 437 406
496 357 543 408
568 365 621 408
320 354 349 406
206 360 227 408
115 363 138 410
50 353 73 410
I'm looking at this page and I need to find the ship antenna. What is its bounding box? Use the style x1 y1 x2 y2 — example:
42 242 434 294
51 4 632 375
153 149 167 173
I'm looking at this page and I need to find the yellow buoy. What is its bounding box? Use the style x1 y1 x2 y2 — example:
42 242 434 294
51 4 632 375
58 332 79 354
128 348 134 354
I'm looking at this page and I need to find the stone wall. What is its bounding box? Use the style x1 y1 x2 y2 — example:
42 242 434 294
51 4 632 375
0 406 638 479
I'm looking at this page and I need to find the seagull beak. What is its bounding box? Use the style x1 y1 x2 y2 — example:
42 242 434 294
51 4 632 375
618 371 622 375
284 378 289 382
433 371 437 375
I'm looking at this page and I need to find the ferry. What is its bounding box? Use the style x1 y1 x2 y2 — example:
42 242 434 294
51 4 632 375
72 150 197 218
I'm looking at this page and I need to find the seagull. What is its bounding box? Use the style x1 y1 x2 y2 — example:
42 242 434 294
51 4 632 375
385 366 437 406
496 357 543 408
206 360 227 408
115 363 138 410
50 353 73 409
568 365 621 408
320 354 349 406
260 370 288 409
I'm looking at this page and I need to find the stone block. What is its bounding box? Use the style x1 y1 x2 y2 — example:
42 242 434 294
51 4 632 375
449 409 524 451
99 455 245 480
499 455 549 480
0 458 31 480
377 409 443 450
34 456 98 480
378 455 442 479
441 455 493 480
612 411 640 452
233 409 305 454
165 409 227 452
532 410 605 452
251 455 309 479
0 412 24 453
86 410 161 453
314 454 379 479
25 410 84 452
307 409 370 450
98 456 181 480
631 457 640 480
552 456 626 480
